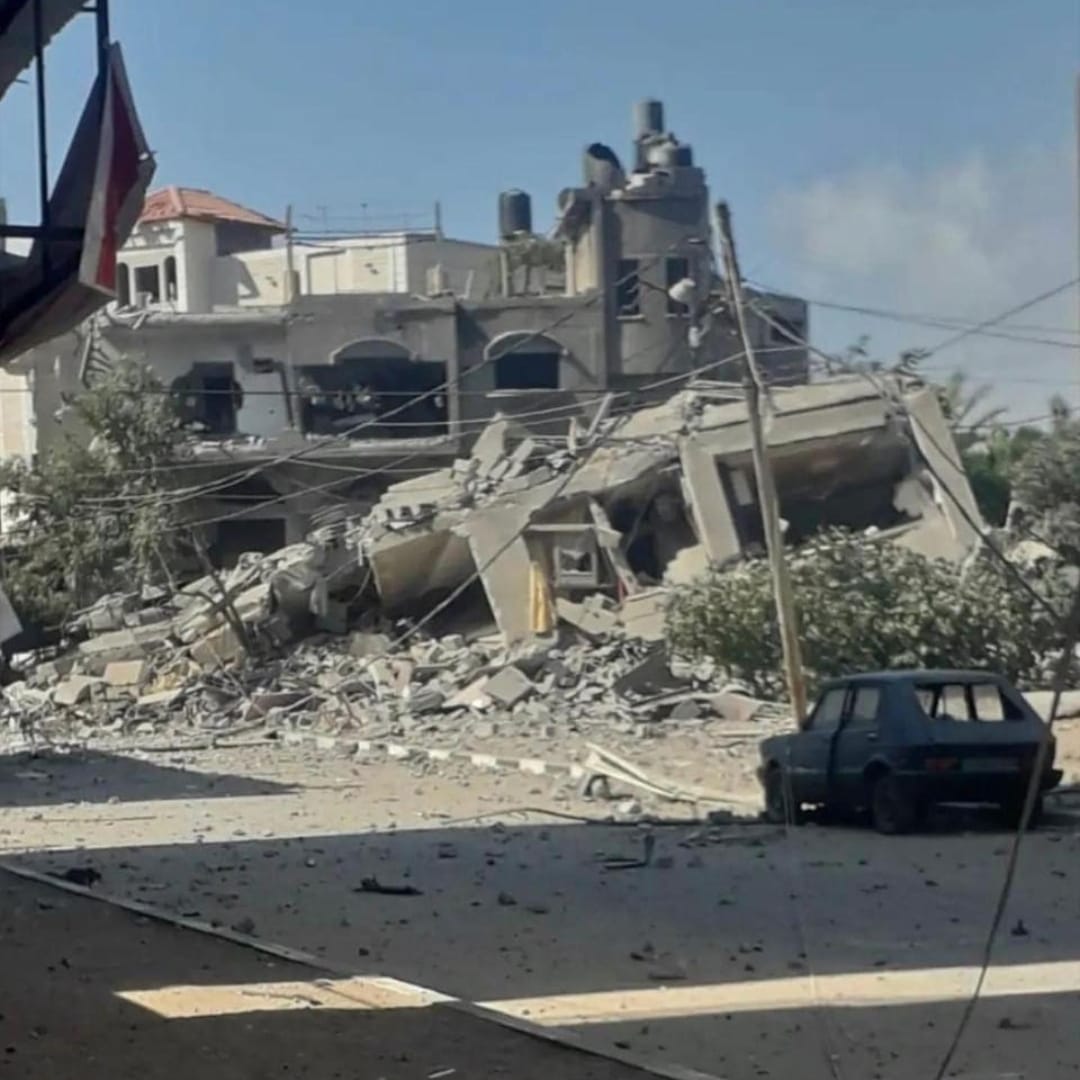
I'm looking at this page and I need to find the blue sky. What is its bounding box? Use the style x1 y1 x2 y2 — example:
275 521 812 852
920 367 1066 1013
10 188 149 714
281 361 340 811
1 0 1077 414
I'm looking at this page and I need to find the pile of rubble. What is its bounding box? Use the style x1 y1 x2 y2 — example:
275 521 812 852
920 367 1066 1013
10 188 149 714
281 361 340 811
1 545 781 748
2 375 977 750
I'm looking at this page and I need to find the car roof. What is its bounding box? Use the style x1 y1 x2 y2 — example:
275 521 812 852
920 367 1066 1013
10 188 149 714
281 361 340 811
820 669 1007 690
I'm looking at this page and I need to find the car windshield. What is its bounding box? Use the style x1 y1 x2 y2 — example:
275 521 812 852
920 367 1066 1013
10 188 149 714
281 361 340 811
915 681 1024 722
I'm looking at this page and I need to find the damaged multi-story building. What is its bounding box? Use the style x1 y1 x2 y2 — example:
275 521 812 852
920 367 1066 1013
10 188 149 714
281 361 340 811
347 376 984 647
13 100 810 563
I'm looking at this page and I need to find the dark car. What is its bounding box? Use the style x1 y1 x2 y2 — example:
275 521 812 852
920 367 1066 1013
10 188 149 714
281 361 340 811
757 670 1063 834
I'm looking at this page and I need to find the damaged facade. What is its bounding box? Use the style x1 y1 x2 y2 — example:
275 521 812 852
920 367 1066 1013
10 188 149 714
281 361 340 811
349 375 984 646
2 373 983 746
12 101 809 560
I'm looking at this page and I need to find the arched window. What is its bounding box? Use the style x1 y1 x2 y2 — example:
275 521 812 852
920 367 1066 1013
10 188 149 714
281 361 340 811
164 256 178 302
116 262 131 307
296 339 447 438
486 332 562 390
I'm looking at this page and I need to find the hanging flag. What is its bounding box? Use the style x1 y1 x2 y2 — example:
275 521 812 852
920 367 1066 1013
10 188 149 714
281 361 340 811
79 43 154 295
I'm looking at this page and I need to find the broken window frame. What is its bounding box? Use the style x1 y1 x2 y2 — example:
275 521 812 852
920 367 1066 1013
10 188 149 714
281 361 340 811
665 256 691 317
164 255 178 302
115 262 131 307
172 362 244 437
615 258 642 318
133 264 161 305
767 313 804 346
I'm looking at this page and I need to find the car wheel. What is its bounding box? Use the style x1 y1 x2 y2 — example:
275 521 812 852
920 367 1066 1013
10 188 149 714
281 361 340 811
870 773 920 835
1000 792 1044 831
763 767 801 825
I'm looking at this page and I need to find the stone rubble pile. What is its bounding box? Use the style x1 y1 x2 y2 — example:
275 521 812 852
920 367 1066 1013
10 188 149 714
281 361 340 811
0 398 808 746
1 556 779 747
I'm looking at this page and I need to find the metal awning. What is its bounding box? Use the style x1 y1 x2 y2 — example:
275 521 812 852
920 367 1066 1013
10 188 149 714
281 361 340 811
0 0 84 100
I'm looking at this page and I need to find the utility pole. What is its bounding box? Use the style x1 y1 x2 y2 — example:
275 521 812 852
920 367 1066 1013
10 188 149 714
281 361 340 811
716 201 808 727
283 204 299 429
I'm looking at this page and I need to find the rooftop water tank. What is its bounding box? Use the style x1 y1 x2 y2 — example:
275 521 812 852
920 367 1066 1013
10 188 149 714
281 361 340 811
634 99 665 139
498 189 533 240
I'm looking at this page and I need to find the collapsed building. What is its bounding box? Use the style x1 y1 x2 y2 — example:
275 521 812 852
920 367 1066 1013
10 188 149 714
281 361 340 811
1 372 983 747
12 100 809 561
351 376 982 645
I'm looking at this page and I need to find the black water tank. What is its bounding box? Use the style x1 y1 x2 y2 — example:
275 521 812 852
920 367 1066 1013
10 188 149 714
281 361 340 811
499 189 532 239
634 99 665 139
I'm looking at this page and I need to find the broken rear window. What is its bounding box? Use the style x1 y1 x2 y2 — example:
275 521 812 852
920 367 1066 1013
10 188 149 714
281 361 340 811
915 682 1024 722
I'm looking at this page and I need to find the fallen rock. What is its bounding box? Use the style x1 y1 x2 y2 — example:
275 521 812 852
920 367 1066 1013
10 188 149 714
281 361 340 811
52 675 101 707
484 665 535 708
103 660 149 688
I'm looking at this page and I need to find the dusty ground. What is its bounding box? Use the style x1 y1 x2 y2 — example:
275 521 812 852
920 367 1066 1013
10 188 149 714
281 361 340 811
3 725 1080 1079
0 871 679 1080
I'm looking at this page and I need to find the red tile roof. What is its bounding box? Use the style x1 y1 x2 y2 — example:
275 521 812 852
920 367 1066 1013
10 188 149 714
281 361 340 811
138 186 285 230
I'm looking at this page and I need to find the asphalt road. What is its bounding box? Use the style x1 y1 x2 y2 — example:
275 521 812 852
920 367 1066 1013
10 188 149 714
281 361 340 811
2 741 1078 1079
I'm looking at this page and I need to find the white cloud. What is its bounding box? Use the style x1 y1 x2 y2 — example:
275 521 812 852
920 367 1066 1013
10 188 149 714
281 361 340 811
768 142 1077 415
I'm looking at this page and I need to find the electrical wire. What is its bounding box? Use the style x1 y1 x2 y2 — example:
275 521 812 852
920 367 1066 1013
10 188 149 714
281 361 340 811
74 253 675 512
745 279 1080 351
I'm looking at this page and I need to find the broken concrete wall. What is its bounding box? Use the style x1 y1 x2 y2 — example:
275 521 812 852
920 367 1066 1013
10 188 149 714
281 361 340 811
367 529 477 611
461 506 542 645
904 386 983 555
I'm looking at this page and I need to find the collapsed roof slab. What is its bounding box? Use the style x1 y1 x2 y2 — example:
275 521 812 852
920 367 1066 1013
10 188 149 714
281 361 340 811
367 528 476 612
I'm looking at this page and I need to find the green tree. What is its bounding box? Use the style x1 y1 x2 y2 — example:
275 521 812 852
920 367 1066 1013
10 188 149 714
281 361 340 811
1011 406 1080 565
667 529 1064 698
0 361 187 629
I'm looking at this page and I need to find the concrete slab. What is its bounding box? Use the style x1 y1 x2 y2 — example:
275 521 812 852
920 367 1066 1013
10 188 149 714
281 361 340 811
52 675 100 707
103 660 148 687
484 665 535 708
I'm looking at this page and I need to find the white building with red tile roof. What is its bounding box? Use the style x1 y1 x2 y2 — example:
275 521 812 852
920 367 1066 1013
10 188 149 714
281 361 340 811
113 186 498 315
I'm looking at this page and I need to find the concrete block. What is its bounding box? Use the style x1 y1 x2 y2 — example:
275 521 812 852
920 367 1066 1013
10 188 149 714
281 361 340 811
137 688 183 708
403 686 446 714
557 598 619 640
190 623 245 668
443 676 493 711
77 628 143 662
484 665 534 708
619 589 669 642
234 583 271 623
104 660 149 687
249 690 309 716
370 657 414 694
706 690 764 725
53 675 100 707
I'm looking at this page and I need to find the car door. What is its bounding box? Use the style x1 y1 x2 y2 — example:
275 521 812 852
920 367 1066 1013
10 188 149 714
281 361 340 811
789 686 848 804
829 684 883 806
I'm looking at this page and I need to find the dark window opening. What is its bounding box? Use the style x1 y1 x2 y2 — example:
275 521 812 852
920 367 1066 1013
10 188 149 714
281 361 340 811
116 263 131 307
767 314 804 345
616 491 696 582
299 340 447 438
720 444 913 552
488 332 564 391
134 264 161 304
211 518 287 569
495 350 559 390
164 256 178 302
666 256 691 316
616 258 641 317
172 363 243 435
252 357 277 374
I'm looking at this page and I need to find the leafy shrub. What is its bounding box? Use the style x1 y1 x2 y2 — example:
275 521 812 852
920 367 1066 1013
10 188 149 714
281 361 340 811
667 529 1066 698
